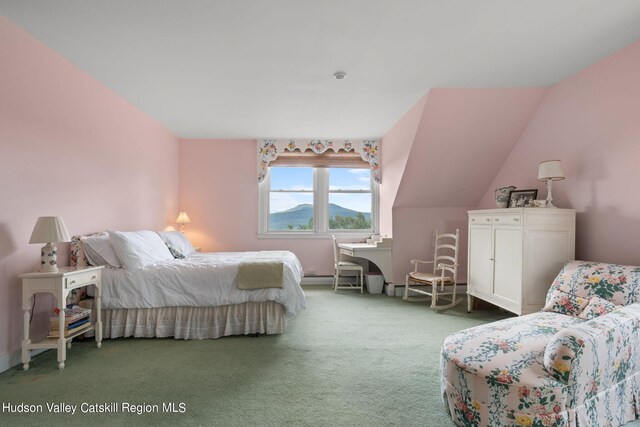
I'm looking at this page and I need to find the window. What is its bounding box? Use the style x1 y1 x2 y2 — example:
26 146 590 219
269 167 314 231
328 168 372 230
259 166 378 237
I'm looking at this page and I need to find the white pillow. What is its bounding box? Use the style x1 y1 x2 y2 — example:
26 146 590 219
157 231 196 257
108 230 174 270
81 234 122 268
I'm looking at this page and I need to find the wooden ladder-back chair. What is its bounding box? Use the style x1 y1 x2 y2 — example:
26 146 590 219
403 229 462 310
332 236 364 293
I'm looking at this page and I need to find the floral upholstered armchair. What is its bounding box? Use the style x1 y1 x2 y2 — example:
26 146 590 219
441 261 640 427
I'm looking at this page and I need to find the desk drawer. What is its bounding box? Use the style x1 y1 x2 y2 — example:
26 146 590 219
65 271 100 289
340 248 354 257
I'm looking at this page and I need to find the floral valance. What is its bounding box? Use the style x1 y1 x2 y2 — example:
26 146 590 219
257 139 381 183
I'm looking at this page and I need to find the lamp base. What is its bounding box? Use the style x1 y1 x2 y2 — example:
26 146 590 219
38 243 59 273
545 178 558 208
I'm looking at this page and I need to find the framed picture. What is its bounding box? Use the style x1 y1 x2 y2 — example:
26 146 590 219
507 189 538 208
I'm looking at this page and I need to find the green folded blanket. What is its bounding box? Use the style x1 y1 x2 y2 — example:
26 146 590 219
238 260 284 289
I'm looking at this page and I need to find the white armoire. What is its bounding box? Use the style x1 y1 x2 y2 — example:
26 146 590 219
467 208 576 315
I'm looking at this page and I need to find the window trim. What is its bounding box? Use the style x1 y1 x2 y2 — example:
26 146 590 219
258 167 379 239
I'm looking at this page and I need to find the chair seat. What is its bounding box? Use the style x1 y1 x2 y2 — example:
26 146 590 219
408 272 452 284
337 261 363 268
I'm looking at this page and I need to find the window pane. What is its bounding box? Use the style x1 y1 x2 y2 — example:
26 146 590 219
329 168 370 191
328 193 372 230
270 167 313 191
269 192 314 231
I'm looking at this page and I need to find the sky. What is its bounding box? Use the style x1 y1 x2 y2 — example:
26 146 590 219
269 167 372 213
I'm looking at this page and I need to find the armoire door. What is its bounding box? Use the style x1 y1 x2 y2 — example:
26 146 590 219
493 227 523 305
468 226 493 294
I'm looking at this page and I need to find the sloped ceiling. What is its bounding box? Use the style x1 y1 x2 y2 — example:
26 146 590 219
392 88 548 208
378 95 427 235
1 1 640 138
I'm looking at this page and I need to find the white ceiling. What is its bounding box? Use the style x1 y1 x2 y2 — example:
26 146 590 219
2 1 640 139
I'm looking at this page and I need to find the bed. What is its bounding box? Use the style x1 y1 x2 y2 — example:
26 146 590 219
70 230 306 339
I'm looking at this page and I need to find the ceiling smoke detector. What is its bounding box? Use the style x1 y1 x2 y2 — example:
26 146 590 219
333 71 346 80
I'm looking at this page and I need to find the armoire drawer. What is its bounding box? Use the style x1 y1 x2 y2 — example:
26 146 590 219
469 215 492 225
469 214 522 225
492 214 522 225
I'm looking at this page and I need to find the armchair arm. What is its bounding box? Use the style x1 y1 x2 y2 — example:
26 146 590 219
410 260 433 273
543 303 640 403
436 262 459 269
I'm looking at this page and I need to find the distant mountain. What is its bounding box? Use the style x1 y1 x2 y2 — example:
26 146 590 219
270 203 371 230
270 204 315 230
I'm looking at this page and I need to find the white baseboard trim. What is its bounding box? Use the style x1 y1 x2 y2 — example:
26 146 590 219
0 348 49 373
301 276 334 285
301 276 366 286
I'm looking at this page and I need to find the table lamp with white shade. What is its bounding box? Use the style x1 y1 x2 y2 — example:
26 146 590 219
176 211 191 232
29 216 71 272
538 160 565 208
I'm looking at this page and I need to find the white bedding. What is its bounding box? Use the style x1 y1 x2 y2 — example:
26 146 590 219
100 251 307 316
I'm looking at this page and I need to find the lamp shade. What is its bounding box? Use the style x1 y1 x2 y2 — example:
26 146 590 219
29 216 71 244
176 211 191 225
538 160 565 181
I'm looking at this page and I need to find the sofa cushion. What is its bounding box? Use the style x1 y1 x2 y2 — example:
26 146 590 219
578 296 618 320
542 289 590 317
548 261 640 306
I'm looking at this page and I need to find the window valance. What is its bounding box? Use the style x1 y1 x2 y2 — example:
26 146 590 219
257 139 381 183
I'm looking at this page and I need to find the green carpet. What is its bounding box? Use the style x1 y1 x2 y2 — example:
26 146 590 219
0 287 513 427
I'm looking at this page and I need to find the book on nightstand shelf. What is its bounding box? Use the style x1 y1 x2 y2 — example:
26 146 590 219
47 319 90 338
50 316 90 331
48 305 91 337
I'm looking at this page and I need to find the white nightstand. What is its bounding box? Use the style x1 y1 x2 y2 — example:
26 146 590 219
19 265 104 370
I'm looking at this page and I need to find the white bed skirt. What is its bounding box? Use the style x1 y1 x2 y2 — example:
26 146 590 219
100 302 286 339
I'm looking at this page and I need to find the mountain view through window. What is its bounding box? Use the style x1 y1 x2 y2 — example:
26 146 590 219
269 167 372 231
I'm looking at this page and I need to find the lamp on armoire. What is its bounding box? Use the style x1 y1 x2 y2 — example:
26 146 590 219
176 211 191 232
29 216 71 272
538 160 565 208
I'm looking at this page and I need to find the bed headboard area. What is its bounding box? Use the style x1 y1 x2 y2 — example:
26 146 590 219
67 233 102 304
71 230 195 269
70 232 107 267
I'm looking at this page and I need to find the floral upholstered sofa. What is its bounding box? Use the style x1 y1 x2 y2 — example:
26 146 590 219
441 260 640 427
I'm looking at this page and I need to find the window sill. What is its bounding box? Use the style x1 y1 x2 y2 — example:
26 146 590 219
258 232 375 240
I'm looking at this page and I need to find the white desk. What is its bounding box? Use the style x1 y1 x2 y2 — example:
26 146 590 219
338 243 393 283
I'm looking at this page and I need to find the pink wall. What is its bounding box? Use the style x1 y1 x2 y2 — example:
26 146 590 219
383 88 546 283
179 139 335 276
395 88 547 208
379 95 427 236
478 40 640 265
0 18 178 363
